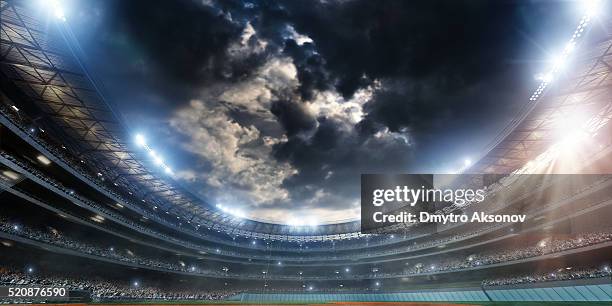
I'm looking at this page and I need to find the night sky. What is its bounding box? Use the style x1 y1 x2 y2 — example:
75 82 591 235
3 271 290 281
67 0 583 223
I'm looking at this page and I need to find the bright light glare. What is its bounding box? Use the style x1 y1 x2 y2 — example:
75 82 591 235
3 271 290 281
463 158 472 167
582 0 601 17
554 111 588 139
153 154 164 165
558 131 588 152
135 134 146 147
216 204 246 218
536 73 553 83
550 54 566 70
43 0 66 21
134 134 174 175
306 217 318 227
565 41 576 53
288 218 304 227
54 7 65 21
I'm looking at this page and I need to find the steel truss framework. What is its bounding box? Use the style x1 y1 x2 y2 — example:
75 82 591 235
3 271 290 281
472 22 612 174
0 0 362 239
1 0 612 240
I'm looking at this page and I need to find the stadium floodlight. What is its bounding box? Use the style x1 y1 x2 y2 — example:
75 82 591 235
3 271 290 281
133 281 139 287
375 282 380 286
90 215 105 223
345 267 350 272
550 54 566 71
135 134 146 147
27 267 34 273
36 155 52 165
277 261 282 266
134 134 175 175
2 170 21 181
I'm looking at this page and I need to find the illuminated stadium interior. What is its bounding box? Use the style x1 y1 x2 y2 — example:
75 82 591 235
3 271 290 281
1 0 611 305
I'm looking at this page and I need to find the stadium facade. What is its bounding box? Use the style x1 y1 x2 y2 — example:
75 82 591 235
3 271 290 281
0 0 611 303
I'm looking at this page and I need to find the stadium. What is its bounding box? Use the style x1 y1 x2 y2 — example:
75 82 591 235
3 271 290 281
0 0 611 305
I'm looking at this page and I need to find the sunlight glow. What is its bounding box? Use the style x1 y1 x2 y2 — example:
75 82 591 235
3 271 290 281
135 134 146 147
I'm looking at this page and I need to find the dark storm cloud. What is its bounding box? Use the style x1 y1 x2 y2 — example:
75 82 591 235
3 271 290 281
270 100 317 137
259 0 544 201
358 79 453 135
77 0 567 219
274 117 413 205
104 0 273 101
283 40 332 101
276 0 535 123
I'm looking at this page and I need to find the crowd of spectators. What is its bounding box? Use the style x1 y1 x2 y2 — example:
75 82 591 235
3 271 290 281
1 264 608 302
1 213 611 280
0 267 236 301
6 144 610 262
482 267 611 286
0 216 233 277
4 103 611 253
398 231 612 276
0 149 579 263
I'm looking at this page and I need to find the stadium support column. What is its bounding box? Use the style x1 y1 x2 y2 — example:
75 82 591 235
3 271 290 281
480 283 493 302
